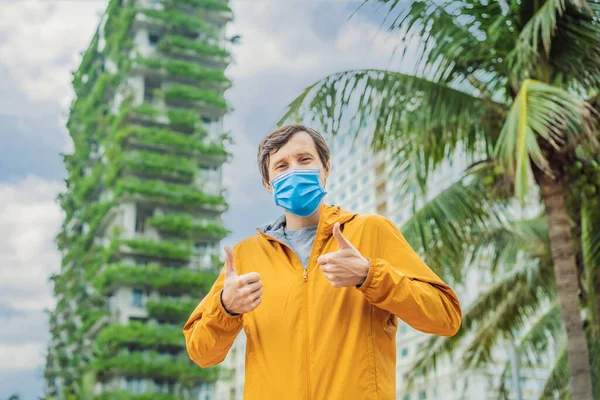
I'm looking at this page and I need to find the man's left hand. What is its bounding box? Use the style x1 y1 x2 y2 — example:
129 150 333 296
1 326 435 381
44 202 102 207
317 222 370 288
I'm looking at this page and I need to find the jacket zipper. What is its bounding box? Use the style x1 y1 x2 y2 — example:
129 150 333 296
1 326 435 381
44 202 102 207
259 217 328 400
257 235 312 399
303 264 310 400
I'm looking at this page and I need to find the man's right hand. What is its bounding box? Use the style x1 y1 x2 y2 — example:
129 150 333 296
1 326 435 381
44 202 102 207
221 246 263 315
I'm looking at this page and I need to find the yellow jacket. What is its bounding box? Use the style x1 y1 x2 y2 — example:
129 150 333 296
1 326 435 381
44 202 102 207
184 204 462 399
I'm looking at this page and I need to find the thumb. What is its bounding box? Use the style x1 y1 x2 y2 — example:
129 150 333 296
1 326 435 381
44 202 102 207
224 246 237 277
333 222 353 250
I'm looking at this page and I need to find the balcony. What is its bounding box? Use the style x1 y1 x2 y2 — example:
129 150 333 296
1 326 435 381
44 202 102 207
130 57 231 92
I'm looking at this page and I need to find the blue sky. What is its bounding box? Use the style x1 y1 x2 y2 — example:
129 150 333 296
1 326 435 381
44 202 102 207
0 1 401 397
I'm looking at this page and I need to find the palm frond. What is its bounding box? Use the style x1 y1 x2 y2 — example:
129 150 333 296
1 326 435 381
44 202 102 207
278 70 503 198
511 1 600 90
470 214 550 276
400 175 501 283
405 256 554 392
538 343 571 400
367 0 517 86
494 79 597 201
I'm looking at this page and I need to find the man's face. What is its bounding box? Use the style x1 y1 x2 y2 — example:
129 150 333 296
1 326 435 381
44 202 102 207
264 131 330 194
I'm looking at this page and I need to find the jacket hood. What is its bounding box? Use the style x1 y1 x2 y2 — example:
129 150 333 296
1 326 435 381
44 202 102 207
257 203 357 242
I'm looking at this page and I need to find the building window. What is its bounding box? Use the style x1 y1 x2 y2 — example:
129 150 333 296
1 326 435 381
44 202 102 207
350 165 357 174
363 194 370 203
143 77 161 103
418 391 426 400
195 382 213 400
135 205 154 233
401 347 409 357
362 175 369 184
351 183 358 193
132 289 145 307
125 377 144 394
339 174 346 182
148 33 160 47
340 193 347 201
403 396 410 400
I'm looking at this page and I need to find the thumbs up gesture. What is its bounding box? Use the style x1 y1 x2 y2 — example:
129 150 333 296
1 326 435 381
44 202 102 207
317 222 370 288
221 246 263 315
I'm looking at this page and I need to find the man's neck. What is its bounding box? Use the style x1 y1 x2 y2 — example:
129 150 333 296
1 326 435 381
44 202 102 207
284 203 322 231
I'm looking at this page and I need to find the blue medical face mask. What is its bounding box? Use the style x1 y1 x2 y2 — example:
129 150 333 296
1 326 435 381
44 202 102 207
269 168 327 217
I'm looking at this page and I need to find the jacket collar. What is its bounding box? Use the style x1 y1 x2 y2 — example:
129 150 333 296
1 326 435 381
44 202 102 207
257 203 357 243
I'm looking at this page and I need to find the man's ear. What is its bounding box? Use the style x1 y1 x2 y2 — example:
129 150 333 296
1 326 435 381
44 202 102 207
263 179 273 195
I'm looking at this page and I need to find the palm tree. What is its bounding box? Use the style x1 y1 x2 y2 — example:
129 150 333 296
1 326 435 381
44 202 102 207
279 1 600 398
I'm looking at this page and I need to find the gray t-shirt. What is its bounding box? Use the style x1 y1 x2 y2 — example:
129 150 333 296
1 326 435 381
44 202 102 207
282 224 318 269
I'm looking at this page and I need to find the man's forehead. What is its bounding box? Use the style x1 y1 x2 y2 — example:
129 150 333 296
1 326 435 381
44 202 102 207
269 145 317 165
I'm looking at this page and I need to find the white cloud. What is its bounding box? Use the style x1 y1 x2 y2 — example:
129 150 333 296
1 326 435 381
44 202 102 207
0 176 64 313
0 343 46 372
228 1 400 82
0 1 106 107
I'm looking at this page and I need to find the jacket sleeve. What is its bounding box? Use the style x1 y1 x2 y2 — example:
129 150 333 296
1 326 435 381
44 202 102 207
183 260 243 368
357 215 462 336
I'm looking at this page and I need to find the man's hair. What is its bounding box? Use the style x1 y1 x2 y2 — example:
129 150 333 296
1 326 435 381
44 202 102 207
257 123 330 184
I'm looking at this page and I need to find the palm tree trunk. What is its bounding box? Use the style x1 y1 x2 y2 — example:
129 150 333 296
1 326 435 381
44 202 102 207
538 172 594 400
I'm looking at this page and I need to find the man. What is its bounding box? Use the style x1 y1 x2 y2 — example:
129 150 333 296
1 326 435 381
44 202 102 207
184 124 462 399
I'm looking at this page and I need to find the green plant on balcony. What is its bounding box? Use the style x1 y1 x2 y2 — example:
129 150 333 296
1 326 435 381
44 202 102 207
115 178 226 208
72 164 104 208
147 213 230 239
157 34 229 60
146 298 199 322
95 321 184 351
118 237 192 261
95 391 179 400
140 9 216 36
93 263 216 294
161 84 228 110
106 150 197 184
168 0 232 12
136 57 229 86
92 349 219 381
115 125 217 155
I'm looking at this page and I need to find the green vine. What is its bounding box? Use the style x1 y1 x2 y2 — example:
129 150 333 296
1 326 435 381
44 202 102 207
168 0 232 12
92 349 219 381
93 263 217 294
119 238 193 261
146 298 200 322
115 178 227 208
162 83 228 110
95 321 184 351
106 150 197 185
95 392 179 400
157 34 229 60
140 9 216 36
148 213 230 239
115 125 226 157
136 57 229 86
